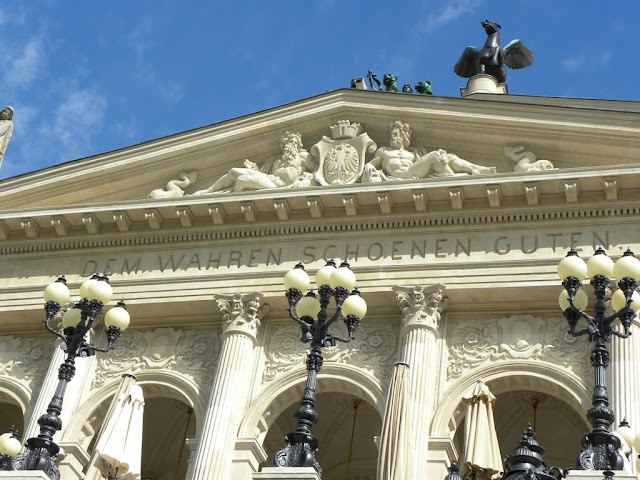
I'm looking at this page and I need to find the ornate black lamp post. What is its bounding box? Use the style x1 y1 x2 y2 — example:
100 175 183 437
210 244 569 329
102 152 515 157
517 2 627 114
273 260 367 476
3 274 131 480
0 427 21 470
558 248 640 470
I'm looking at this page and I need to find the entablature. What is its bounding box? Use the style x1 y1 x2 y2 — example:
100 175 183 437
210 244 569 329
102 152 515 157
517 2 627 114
0 164 638 249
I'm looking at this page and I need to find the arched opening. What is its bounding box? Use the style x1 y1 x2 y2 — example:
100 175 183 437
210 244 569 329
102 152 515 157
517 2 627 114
139 396 195 480
262 391 381 480
451 379 590 470
493 390 587 467
0 382 30 439
0 395 23 436
79 379 199 480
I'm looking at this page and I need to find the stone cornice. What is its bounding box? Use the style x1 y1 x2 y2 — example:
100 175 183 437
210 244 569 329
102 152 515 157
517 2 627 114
0 164 639 253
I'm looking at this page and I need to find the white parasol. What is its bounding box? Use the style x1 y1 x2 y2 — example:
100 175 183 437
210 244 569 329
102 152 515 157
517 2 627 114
93 377 145 480
461 380 502 480
377 362 413 480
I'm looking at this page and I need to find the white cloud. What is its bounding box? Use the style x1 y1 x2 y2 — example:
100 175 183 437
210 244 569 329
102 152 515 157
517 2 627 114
562 57 584 71
598 49 612 67
562 49 612 72
426 0 480 29
13 104 37 138
113 115 138 140
3 38 45 89
158 82 184 105
120 17 154 57
0 7 27 28
47 89 108 157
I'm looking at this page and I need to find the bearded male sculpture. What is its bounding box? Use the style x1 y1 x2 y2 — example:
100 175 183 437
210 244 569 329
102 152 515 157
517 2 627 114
193 131 317 194
363 121 497 182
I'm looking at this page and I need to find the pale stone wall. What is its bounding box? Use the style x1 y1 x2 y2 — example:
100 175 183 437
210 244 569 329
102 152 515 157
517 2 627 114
0 92 639 479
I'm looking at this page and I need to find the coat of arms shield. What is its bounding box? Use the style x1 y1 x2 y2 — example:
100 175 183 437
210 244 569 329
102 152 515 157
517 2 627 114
311 121 377 186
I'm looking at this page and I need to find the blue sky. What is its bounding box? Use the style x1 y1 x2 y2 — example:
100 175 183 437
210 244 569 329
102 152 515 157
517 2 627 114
0 0 637 179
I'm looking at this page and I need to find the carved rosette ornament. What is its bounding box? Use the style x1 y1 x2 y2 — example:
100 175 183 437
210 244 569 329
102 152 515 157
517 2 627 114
310 120 377 185
215 292 269 341
393 283 448 333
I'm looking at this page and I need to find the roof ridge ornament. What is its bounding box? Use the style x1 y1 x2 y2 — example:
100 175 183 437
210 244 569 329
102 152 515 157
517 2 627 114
351 70 433 95
454 19 534 89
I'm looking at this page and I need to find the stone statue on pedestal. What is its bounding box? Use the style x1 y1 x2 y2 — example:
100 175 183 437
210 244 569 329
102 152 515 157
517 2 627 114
0 106 14 169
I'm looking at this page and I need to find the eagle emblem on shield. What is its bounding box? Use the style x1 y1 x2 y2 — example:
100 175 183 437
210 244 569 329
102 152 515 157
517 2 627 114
311 120 377 186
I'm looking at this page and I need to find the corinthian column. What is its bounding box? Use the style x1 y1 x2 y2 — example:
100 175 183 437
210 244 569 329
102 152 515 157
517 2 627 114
189 292 268 480
609 321 640 471
23 340 66 441
391 284 447 480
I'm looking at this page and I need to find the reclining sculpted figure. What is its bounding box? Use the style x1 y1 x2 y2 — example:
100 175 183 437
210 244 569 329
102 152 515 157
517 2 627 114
363 121 497 181
193 131 316 194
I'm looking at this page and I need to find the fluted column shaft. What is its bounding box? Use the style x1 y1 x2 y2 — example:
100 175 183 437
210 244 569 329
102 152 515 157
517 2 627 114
24 333 95 445
391 284 447 480
609 322 640 471
23 341 66 441
189 292 267 480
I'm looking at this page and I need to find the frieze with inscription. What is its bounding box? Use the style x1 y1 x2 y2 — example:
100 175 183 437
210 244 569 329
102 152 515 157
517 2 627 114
446 314 592 382
263 320 399 384
78 228 617 278
92 327 221 390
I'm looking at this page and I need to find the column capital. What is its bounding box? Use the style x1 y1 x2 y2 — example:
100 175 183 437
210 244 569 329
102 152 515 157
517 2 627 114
393 284 448 331
215 292 269 340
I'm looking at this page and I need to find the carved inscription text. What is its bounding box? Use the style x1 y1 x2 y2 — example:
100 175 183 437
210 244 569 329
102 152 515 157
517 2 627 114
81 229 614 276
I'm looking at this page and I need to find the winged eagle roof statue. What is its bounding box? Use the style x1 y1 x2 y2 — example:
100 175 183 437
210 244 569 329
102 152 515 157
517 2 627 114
454 20 534 84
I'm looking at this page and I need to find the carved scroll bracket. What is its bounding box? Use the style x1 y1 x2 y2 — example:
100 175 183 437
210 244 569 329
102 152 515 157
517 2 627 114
392 284 448 335
215 292 269 343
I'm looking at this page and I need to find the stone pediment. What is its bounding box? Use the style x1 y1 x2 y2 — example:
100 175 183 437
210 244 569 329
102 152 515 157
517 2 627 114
0 89 639 241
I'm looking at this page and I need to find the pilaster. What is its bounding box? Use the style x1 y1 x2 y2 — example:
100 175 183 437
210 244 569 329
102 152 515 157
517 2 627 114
231 437 268 478
427 437 458 480
56 442 90 480
184 438 198 480
189 292 268 480
392 284 447 480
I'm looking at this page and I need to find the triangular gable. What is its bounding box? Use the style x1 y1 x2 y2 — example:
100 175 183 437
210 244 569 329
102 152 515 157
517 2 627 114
1 89 639 212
